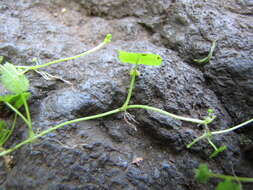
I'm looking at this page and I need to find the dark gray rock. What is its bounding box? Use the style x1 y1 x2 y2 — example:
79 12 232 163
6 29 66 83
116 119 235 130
76 0 170 19
137 0 253 124
0 0 253 190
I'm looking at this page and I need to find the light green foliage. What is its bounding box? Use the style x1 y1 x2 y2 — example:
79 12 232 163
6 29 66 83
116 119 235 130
204 108 216 125
0 41 212 157
104 34 112 43
0 92 31 109
194 40 216 63
210 145 227 158
0 62 32 138
118 51 163 66
215 180 241 190
187 117 253 157
195 164 211 183
195 163 253 189
0 63 29 94
16 34 113 73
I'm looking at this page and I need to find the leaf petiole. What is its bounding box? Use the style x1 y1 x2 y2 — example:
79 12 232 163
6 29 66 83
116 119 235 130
4 101 30 127
194 40 216 63
21 93 34 137
0 114 17 146
121 64 139 111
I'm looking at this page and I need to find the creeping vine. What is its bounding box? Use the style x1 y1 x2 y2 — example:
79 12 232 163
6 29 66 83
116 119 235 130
0 34 252 189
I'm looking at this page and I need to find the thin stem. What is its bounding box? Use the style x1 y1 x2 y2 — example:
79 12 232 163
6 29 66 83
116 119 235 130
187 133 207 148
0 108 121 156
210 173 253 183
207 137 217 150
0 103 208 156
187 118 253 148
21 93 34 137
1 114 17 146
17 40 109 72
4 102 30 127
127 105 206 124
0 56 211 156
121 65 138 110
211 118 253 135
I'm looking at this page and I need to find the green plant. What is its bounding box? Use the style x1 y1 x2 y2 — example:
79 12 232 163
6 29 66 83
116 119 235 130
0 35 214 157
0 34 112 153
194 40 216 63
16 34 112 74
0 34 252 189
187 117 253 158
184 108 228 158
0 63 34 137
0 116 17 148
195 164 253 189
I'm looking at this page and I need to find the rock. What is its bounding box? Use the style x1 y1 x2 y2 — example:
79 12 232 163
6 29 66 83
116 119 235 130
0 0 253 190
76 0 170 18
138 0 253 124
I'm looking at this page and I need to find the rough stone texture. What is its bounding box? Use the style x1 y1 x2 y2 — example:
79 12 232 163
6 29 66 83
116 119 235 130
0 0 253 190
137 0 253 123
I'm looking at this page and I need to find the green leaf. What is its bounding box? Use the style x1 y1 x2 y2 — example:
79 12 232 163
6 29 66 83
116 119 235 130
194 40 216 64
210 146 227 158
0 63 29 94
215 180 242 190
104 34 112 43
0 92 31 109
195 164 211 183
118 51 163 66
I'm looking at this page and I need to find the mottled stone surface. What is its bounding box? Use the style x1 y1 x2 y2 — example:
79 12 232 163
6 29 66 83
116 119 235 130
0 0 252 190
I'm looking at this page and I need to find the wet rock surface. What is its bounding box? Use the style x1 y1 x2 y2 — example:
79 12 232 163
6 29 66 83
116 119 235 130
0 0 253 190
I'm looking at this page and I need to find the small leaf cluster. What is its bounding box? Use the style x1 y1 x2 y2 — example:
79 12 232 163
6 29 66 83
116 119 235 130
187 109 227 158
0 63 29 94
187 108 253 158
195 164 253 190
0 93 31 110
0 60 32 147
0 34 114 150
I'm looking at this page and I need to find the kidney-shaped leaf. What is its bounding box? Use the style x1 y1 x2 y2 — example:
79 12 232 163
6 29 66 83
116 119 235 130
118 51 162 66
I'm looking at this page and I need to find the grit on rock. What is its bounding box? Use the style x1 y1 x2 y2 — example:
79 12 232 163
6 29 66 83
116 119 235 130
0 0 253 190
